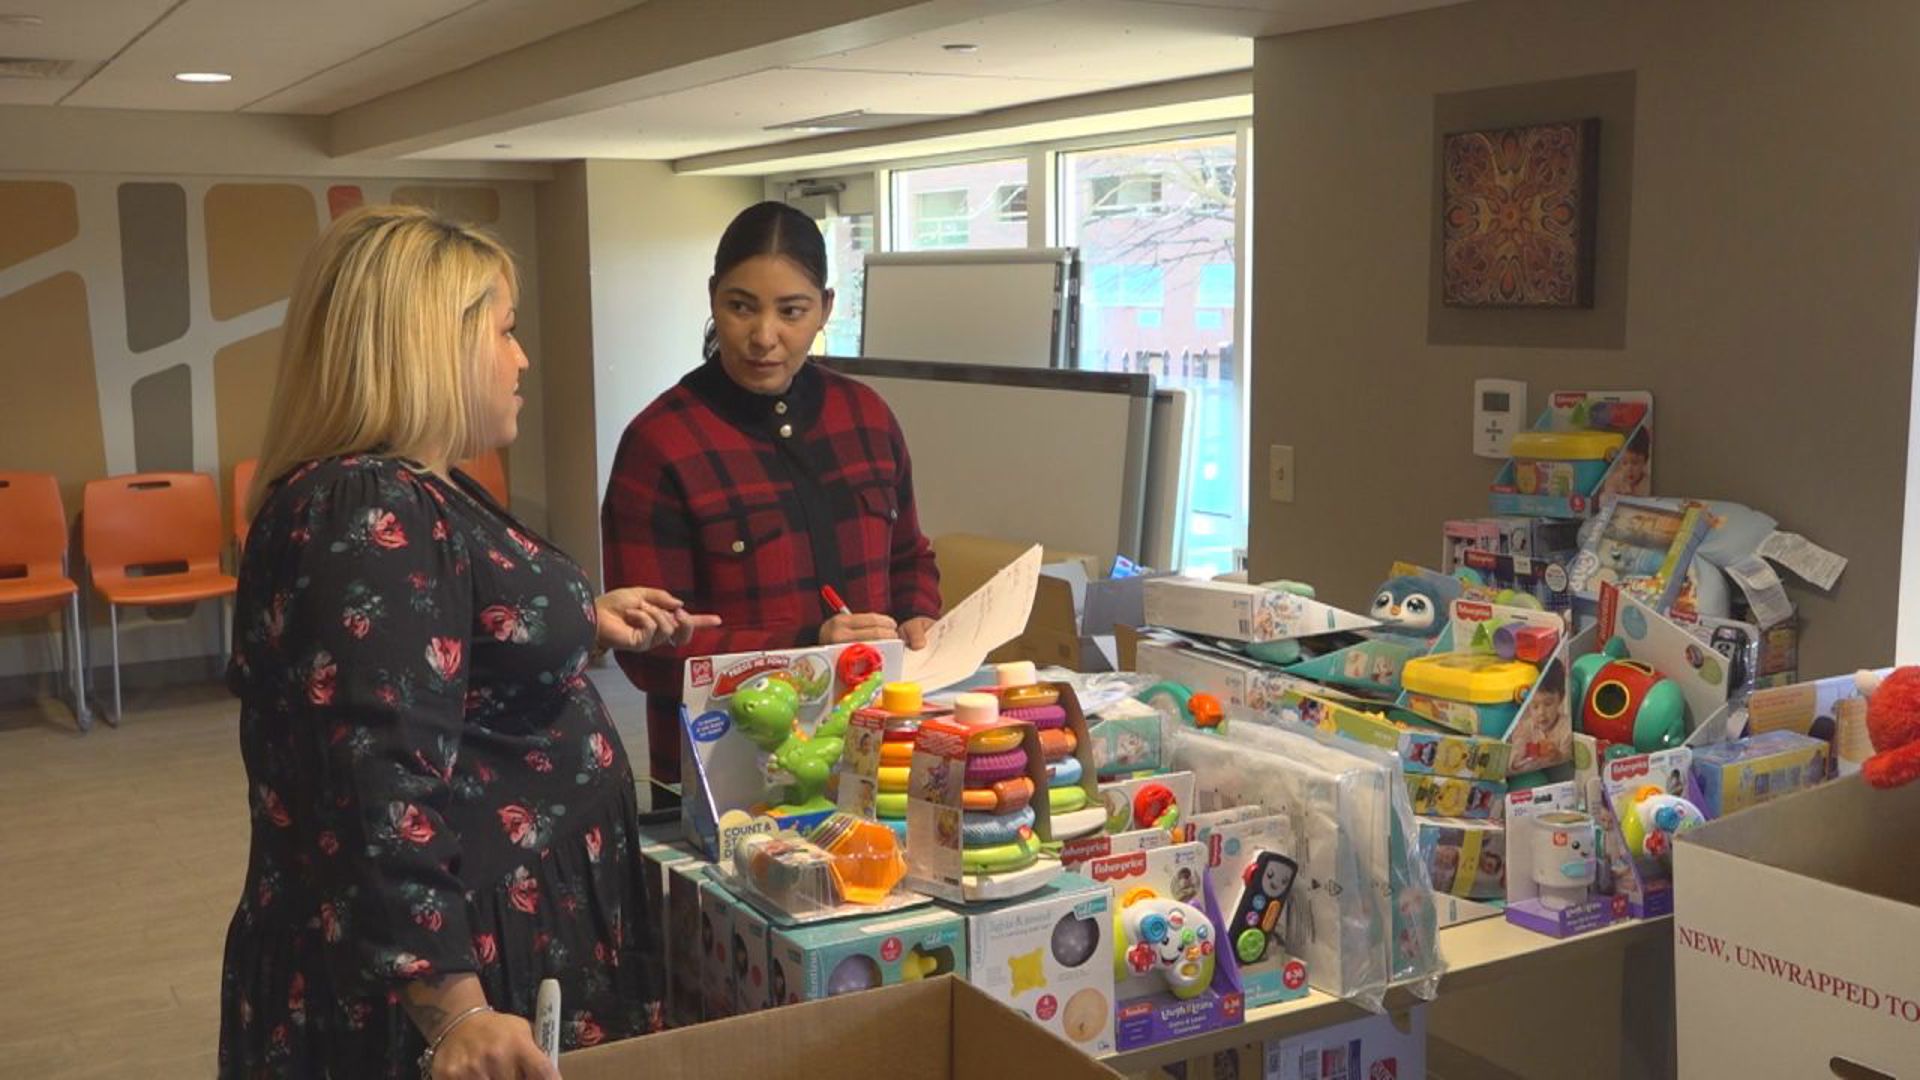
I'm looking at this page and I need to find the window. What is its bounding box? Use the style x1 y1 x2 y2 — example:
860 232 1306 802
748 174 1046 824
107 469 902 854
911 189 969 248
994 183 1029 223
1089 174 1165 218
891 159 1028 251
815 210 873 356
1061 133 1244 575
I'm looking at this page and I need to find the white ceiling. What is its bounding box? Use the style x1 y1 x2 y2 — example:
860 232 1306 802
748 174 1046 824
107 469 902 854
0 0 1463 165
0 0 642 110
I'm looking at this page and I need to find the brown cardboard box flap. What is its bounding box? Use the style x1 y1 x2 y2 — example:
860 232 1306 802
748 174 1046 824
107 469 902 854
559 976 1120 1080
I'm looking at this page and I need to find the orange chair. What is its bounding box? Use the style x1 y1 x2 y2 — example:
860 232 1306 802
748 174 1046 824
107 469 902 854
456 448 509 507
231 458 258 556
0 472 88 729
83 472 238 725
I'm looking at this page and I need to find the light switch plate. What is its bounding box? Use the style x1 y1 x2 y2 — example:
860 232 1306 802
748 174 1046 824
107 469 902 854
1473 378 1527 459
1268 444 1294 503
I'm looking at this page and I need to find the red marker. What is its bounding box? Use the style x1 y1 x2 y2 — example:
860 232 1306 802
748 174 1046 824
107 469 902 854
820 584 852 617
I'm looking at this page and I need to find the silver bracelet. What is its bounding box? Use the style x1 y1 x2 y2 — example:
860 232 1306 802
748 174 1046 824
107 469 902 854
417 1004 495 1080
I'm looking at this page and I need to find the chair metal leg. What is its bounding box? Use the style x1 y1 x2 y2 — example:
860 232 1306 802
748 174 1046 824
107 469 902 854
107 603 122 727
67 593 90 732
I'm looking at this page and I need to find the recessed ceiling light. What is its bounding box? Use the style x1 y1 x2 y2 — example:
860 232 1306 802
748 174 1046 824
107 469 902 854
942 43 978 54
494 143 511 149
173 71 232 84
0 13 45 27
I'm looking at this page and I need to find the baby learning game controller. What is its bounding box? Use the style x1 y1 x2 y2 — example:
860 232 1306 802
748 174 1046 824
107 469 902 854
1228 851 1297 966
1114 897 1216 1000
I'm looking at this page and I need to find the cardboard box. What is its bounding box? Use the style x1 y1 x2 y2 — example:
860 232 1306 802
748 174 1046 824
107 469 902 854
1674 776 1920 1080
727 891 774 1015
647 840 701 1027
1690 730 1829 818
1142 577 1377 644
1087 842 1246 1052
560 975 1124 1080
1488 389 1652 519
950 872 1119 1055
1264 1005 1428 1080
1134 636 1328 721
766 905 967 1005
697 879 740 1021
933 532 1101 666
1416 816 1506 900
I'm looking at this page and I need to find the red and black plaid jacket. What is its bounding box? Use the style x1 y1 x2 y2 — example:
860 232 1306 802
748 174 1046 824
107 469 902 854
602 359 941 782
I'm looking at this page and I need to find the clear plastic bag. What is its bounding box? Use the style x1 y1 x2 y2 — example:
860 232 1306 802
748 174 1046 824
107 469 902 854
1169 712 1445 1010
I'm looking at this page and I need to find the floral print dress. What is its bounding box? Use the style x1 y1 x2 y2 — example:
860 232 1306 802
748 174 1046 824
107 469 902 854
219 455 660 1079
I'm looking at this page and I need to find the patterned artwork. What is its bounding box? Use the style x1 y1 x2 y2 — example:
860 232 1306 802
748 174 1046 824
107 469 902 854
0 174 535 676
1441 119 1598 308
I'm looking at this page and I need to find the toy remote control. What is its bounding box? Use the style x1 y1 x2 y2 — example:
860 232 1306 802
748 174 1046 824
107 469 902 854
1115 897 1216 1000
1228 850 1297 965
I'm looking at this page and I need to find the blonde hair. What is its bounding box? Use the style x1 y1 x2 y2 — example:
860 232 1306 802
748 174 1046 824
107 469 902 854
249 204 517 515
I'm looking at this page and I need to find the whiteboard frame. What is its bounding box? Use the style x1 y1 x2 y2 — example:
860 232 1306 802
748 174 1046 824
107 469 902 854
858 247 1080 369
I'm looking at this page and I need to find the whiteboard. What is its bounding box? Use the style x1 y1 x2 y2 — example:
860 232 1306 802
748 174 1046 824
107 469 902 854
860 248 1078 369
823 358 1149 568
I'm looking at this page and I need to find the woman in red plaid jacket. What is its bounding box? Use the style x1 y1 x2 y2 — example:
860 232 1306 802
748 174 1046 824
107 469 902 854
601 202 942 788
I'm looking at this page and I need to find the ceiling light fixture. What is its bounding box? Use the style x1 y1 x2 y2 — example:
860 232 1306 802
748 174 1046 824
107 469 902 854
0 13 46 27
942 43 978 54
494 143 512 149
173 71 232 84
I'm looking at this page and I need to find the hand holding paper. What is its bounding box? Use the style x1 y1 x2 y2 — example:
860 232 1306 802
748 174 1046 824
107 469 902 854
901 544 1042 691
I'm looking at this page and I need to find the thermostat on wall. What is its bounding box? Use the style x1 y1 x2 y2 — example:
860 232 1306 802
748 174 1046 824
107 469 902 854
1473 378 1527 459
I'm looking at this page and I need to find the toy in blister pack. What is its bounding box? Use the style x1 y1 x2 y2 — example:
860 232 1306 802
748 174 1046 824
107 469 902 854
1489 390 1653 518
1571 637 1686 760
1503 781 1620 938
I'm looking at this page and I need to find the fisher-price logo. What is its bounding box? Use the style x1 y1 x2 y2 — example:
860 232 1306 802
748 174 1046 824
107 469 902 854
1369 1059 1398 1080
1607 756 1652 782
1088 853 1148 882
1456 601 1494 623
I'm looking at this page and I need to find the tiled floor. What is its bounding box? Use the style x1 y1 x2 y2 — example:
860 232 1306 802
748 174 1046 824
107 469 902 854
0 666 652 1079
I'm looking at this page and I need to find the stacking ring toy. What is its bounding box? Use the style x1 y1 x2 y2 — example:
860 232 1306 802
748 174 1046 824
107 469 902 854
961 805 1036 846
1004 704 1068 730
878 765 910 793
1048 755 1084 787
880 741 914 766
1038 728 1078 760
876 791 908 818
965 726 1026 755
966 748 1029 784
836 643 884 688
1000 684 1059 709
962 776 1034 814
963 831 1040 874
1050 785 1089 814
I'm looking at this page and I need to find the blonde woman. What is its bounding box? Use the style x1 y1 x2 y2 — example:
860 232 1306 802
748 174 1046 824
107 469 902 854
220 205 716 1079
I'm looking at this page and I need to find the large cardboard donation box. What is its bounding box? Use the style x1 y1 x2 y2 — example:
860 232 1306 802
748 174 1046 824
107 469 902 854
559 975 1123 1080
1673 775 1920 1078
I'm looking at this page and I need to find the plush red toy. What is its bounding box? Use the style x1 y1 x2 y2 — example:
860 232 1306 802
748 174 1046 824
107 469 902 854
1857 667 1920 789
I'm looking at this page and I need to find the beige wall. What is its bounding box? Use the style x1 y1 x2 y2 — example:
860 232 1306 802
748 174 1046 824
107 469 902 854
535 160 759 587
1249 0 1920 680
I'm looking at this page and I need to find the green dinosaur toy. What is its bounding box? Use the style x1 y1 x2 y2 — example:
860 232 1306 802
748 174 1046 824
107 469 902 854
730 672 885 815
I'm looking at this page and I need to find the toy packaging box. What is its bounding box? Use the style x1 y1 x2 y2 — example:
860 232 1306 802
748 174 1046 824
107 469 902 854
1279 632 1429 696
1096 771 1196 835
697 878 741 1020
1741 667 1887 776
1504 781 1622 937
1568 497 1711 618
640 833 699 1025
1405 773 1504 820
1457 545 1579 615
1142 577 1378 644
664 860 710 1027
725 887 774 1015
1417 816 1506 900
1590 747 1701 920
950 872 1119 1054
1265 1005 1428 1080
1668 608 1799 699
1087 707 1165 779
1689 730 1828 819
1058 827 1172 873
766 905 966 1006
679 641 904 858
1185 810 1311 1009
1443 516 1583 571
903 683 1092 903
1398 600 1576 774
1274 686 1510 781
1590 583 1734 750
1134 635 1338 721
1489 390 1652 519
1085 841 1246 1052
